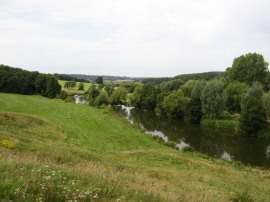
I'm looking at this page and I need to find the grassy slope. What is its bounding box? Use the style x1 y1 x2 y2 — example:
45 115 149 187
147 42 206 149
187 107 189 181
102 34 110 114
0 93 269 201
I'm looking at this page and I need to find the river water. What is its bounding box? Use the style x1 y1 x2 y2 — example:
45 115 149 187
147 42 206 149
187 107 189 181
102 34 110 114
114 105 270 168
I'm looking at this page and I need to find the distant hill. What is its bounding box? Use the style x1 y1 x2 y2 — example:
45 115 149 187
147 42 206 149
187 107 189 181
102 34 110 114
56 71 225 84
174 71 225 82
68 74 144 82
141 71 225 84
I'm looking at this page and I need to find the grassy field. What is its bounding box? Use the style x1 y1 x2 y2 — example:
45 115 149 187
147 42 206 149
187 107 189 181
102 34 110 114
0 93 269 201
58 80 92 95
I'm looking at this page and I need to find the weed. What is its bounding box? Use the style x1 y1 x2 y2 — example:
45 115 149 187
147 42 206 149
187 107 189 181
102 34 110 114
1 139 16 149
229 190 254 202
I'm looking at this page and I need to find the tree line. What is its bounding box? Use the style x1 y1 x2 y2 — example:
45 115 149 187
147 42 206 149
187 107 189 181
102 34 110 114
85 53 270 137
0 65 61 98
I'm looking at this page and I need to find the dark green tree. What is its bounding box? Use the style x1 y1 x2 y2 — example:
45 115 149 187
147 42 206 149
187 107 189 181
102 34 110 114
201 80 225 119
59 90 68 100
46 75 61 98
262 91 270 119
35 74 48 96
88 85 99 99
185 80 206 123
224 82 248 114
240 82 266 136
78 82 84 91
95 76 103 84
226 53 269 86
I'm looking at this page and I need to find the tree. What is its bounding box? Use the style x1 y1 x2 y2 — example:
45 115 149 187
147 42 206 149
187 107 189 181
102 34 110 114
240 82 266 136
159 79 183 95
179 80 197 97
35 74 48 96
46 75 61 98
201 80 225 119
95 91 109 107
226 53 269 86
161 89 190 118
224 82 248 114
59 90 68 100
95 76 103 84
109 87 128 105
262 91 270 119
185 80 206 123
129 85 143 108
78 82 84 91
128 83 159 109
88 84 99 98
104 85 115 96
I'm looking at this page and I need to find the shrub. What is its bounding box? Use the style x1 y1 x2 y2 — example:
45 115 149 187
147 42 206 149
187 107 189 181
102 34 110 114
182 145 195 152
59 90 68 100
64 97 73 103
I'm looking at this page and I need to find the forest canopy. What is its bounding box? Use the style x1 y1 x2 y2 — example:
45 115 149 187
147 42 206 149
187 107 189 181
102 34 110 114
0 64 61 98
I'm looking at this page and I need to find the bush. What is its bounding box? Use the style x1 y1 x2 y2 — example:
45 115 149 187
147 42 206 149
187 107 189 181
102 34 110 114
182 145 195 152
59 90 68 100
64 97 73 103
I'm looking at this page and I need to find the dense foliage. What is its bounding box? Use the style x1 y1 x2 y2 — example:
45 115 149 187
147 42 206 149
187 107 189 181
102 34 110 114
0 64 61 98
95 76 104 84
84 53 270 136
240 82 266 136
225 53 269 87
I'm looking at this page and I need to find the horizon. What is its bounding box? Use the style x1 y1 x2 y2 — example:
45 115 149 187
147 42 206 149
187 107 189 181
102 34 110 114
1 0 270 77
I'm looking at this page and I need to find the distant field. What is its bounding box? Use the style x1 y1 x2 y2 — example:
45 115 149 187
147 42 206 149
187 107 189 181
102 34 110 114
58 80 92 94
0 93 269 201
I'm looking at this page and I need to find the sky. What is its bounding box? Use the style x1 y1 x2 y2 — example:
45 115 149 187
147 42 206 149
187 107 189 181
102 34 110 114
0 0 270 77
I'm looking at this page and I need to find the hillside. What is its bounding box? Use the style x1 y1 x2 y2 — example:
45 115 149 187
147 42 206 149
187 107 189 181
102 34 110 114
0 93 269 201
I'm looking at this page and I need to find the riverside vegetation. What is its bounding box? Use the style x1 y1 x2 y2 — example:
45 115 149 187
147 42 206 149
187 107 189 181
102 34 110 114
0 93 270 201
1 53 270 201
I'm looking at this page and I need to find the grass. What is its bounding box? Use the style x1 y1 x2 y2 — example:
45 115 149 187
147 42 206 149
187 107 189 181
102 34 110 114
58 80 92 95
0 93 269 201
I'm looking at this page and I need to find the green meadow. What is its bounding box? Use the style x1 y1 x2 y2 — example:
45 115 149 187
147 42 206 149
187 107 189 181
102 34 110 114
58 80 92 95
0 93 269 201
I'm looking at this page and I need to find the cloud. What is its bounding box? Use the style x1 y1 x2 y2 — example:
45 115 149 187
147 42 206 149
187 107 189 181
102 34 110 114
0 0 270 76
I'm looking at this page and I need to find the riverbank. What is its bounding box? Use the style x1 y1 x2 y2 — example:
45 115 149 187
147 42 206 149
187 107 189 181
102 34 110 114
0 93 269 201
201 118 270 138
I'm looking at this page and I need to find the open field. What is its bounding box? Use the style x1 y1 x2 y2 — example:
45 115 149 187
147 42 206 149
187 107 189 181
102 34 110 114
58 80 92 95
0 93 269 201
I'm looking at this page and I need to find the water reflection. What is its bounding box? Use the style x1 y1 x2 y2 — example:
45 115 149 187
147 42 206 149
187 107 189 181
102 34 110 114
74 95 88 104
266 146 270 158
114 105 270 168
221 151 232 161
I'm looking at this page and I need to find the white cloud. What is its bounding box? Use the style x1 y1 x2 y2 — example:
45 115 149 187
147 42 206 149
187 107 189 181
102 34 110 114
0 0 270 76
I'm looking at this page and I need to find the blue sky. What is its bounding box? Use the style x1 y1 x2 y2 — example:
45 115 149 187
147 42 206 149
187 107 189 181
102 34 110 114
0 0 270 77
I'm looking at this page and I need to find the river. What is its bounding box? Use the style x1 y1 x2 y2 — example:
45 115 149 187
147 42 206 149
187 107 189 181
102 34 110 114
114 105 270 168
